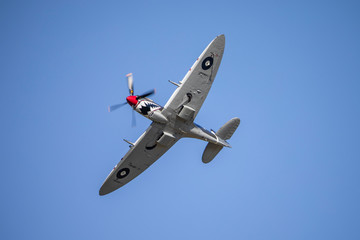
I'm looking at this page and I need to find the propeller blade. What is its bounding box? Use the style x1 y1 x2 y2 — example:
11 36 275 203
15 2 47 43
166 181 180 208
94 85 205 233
136 89 156 99
126 73 134 96
131 109 136 127
108 102 127 112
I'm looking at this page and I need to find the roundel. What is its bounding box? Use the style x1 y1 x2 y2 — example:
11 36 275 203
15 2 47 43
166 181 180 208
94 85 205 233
201 56 213 70
116 168 130 179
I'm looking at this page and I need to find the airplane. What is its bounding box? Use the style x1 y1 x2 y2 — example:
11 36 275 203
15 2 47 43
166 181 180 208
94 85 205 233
99 34 240 195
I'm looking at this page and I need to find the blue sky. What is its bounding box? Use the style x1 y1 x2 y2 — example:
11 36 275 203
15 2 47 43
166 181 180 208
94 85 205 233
1 0 360 239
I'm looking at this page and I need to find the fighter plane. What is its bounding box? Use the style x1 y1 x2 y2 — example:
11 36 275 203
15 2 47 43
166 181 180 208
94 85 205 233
100 34 240 195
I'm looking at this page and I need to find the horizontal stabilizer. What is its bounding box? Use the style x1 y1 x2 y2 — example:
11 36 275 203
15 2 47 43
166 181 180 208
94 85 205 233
202 143 223 163
216 117 240 140
202 117 240 163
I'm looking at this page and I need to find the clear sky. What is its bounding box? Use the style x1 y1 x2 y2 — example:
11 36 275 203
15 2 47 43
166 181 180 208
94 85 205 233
1 1 360 239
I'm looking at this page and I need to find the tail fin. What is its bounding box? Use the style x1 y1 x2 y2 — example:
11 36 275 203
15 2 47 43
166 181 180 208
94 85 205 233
202 118 240 163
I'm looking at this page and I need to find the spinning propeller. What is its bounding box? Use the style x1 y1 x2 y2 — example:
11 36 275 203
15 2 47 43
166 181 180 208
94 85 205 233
108 73 155 126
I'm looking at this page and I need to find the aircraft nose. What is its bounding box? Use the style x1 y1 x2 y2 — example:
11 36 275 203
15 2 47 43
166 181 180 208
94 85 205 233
126 95 138 106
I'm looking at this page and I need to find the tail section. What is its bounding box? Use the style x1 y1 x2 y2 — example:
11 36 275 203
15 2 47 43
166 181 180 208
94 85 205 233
202 118 240 163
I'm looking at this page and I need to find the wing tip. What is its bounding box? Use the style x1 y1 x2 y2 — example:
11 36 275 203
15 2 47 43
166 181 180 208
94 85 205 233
215 34 225 47
99 186 111 196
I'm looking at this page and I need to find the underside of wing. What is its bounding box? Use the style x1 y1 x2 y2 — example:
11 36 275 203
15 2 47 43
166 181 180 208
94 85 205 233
163 35 225 121
99 123 180 195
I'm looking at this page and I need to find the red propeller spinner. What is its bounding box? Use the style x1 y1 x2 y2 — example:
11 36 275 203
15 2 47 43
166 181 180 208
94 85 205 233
126 95 138 106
